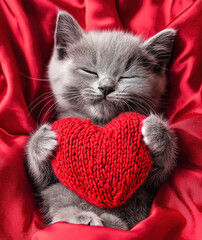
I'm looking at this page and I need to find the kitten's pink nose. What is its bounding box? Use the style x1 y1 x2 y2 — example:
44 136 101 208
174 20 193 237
98 86 114 97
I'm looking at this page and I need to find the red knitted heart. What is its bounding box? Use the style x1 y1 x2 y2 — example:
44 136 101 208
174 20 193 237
51 112 152 209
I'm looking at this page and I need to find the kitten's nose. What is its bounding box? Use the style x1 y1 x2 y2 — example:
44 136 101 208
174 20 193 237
98 86 115 97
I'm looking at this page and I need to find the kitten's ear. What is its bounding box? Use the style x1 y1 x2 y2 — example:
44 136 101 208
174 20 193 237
55 11 84 59
143 29 176 67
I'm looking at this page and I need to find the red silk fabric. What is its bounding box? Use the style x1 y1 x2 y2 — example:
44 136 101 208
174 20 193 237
0 0 201 240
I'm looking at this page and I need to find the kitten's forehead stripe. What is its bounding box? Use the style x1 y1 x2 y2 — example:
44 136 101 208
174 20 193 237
58 48 67 60
68 31 143 76
125 56 136 71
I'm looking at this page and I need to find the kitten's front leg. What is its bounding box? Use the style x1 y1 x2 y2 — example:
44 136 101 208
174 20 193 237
26 124 58 190
141 114 177 189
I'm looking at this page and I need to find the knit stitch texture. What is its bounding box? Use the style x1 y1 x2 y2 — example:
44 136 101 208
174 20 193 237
51 112 152 209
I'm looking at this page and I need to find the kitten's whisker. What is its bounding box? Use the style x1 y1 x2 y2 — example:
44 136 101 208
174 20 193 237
66 95 81 102
51 105 59 120
134 96 156 113
111 94 154 115
26 92 53 110
119 101 125 113
64 90 81 98
126 101 136 113
37 98 57 125
122 86 131 92
41 101 59 123
120 98 134 113
19 72 50 81
66 93 80 98
141 96 156 107
27 94 54 118
127 98 148 115
131 98 153 113
141 98 155 113
124 94 155 114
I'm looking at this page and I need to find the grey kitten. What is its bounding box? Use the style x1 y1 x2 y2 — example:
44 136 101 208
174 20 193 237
26 12 177 230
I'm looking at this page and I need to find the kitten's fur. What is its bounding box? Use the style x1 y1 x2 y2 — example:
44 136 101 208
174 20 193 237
26 12 177 230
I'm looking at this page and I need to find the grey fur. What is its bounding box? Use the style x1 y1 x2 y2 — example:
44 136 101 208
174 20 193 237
26 11 177 230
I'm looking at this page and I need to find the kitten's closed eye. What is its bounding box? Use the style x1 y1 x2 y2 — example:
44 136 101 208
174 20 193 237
119 75 139 81
78 68 98 77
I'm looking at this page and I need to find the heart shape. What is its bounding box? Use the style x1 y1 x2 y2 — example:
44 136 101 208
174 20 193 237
51 112 152 209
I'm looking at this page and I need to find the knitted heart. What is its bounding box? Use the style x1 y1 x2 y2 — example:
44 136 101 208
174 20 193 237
51 112 152 209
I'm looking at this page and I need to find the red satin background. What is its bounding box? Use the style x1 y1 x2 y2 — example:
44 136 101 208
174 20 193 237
0 0 201 240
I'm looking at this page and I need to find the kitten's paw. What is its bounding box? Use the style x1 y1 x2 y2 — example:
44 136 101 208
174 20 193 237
141 114 171 154
100 213 128 230
27 123 58 162
69 211 103 226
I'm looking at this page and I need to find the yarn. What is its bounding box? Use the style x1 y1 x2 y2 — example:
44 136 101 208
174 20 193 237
51 112 152 209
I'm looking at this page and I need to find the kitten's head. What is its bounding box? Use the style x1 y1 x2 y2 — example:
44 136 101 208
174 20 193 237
48 12 176 125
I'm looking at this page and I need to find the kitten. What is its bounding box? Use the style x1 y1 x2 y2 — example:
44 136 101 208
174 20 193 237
26 11 177 230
